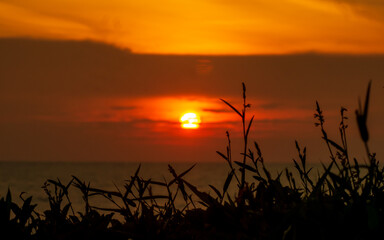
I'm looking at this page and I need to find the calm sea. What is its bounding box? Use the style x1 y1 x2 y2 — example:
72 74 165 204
0 162 318 213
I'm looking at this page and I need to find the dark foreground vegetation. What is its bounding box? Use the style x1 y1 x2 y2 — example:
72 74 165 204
1 83 383 240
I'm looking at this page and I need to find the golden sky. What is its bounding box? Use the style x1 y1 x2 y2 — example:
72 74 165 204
1 0 384 54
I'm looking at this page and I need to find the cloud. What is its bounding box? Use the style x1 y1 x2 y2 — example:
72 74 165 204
202 108 229 113
0 0 128 42
2 0 384 54
110 106 136 111
254 118 309 124
329 0 384 22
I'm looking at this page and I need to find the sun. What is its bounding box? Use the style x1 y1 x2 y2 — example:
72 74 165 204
180 113 201 129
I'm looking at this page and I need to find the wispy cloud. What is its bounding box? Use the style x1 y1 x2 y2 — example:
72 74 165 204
325 0 384 22
110 105 136 111
202 108 229 113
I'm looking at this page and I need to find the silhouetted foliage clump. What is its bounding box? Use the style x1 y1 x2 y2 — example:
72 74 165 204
1 82 383 240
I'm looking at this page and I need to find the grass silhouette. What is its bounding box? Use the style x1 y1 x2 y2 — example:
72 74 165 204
1 82 383 240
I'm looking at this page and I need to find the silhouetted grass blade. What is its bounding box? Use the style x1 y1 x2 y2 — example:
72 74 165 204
220 98 242 118
209 185 222 199
323 137 347 155
168 164 196 186
216 151 228 161
246 115 254 137
223 170 234 194
234 161 257 173
182 180 216 207
356 81 372 144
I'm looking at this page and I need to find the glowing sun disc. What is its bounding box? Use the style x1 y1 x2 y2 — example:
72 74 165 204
180 113 200 129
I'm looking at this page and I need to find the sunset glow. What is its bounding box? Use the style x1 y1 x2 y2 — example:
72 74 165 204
1 0 384 54
180 113 200 129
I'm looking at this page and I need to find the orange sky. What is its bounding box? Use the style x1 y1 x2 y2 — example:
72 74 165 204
1 0 384 54
0 2 384 163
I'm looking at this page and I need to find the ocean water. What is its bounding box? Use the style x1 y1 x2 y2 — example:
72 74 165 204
0 161 318 213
